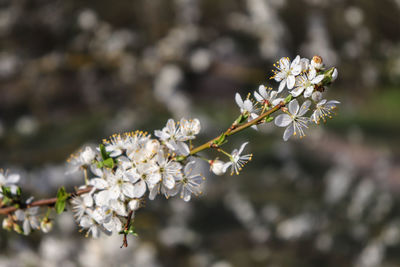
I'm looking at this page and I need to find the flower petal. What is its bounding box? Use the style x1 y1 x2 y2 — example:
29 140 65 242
290 86 304 97
299 100 311 116
286 75 295 89
275 114 292 127
278 80 286 93
235 93 243 108
283 124 294 141
288 99 299 115
133 180 146 198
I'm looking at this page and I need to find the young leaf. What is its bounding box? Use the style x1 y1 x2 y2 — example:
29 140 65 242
55 187 69 214
103 158 115 169
99 144 109 160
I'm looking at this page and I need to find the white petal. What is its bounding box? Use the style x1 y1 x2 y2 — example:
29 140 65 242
286 75 295 89
290 86 304 97
7 174 20 184
243 100 253 112
94 190 110 206
274 114 292 127
122 183 135 198
23 220 31 235
259 85 267 98
288 99 299 115
235 93 243 108
163 175 175 189
278 80 286 93
279 57 290 70
83 194 94 207
303 86 314 98
166 119 176 134
238 142 249 155
272 98 284 106
312 74 324 84
176 141 190 156
181 188 192 202
15 210 25 221
291 55 300 67
291 64 302 75
128 199 140 210
108 186 120 200
299 100 311 116
80 216 92 228
308 68 317 79
133 180 146 198
254 91 263 102
89 178 108 190
283 124 295 141
222 162 232 173
184 161 196 175
147 172 161 185
274 72 286 82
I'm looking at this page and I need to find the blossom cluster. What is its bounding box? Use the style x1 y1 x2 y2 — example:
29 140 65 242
235 55 339 141
1 55 340 242
67 119 207 238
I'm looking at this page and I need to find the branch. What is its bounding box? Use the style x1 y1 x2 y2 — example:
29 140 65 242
0 187 93 215
189 101 285 155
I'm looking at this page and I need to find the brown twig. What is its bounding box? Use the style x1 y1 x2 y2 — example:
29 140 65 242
121 210 134 248
0 187 93 215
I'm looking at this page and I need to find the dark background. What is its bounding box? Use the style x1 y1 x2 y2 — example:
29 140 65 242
1 0 400 266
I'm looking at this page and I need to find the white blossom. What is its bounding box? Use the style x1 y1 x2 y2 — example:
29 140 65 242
15 207 40 235
290 68 324 98
253 85 283 106
155 119 190 155
170 161 204 202
272 56 302 92
311 99 340 124
275 99 311 141
71 193 94 221
0 171 20 197
179 118 201 140
223 142 253 175
209 159 227 176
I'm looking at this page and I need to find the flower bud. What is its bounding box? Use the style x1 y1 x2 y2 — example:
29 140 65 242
80 146 96 165
331 68 338 82
40 218 53 233
2 217 13 231
323 67 338 84
311 91 323 102
210 159 226 176
311 55 323 70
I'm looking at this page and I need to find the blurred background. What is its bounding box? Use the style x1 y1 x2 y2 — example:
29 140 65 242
1 0 400 266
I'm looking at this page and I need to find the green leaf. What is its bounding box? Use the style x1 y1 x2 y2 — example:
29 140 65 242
55 187 69 214
265 116 274 122
97 161 104 168
127 224 138 236
103 158 115 169
213 133 226 146
99 144 109 160
1 186 12 198
284 94 293 104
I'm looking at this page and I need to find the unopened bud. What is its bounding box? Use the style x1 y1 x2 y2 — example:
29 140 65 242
311 55 323 70
2 217 13 231
311 91 323 102
40 218 53 233
210 159 227 176
324 67 338 84
331 68 338 82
